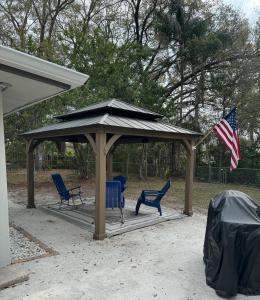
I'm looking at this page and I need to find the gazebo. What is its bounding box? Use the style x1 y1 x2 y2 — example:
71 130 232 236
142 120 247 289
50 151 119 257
22 99 201 240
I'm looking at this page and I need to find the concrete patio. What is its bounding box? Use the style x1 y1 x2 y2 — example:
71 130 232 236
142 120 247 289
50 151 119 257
2 193 259 300
41 198 183 237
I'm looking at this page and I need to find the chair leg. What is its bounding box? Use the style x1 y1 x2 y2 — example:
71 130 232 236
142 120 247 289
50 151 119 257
120 208 124 224
59 196 66 210
79 194 83 205
136 199 141 215
71 197 76 209
158 206 162 216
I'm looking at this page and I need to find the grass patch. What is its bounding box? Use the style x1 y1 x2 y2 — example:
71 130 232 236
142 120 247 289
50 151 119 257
7 170 260 211
125 177 260 210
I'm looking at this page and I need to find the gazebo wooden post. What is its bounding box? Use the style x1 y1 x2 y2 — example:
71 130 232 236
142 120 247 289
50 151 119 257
94 131 107 240
26 139 36 208
183 139 195 216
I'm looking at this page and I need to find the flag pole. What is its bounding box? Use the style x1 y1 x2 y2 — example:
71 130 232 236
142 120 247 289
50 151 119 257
192 128 214 150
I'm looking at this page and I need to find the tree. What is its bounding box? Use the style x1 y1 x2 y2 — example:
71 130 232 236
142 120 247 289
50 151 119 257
1 0 260 175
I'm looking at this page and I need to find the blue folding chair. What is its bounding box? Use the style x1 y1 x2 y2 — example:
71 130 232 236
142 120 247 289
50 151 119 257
106 181 125 223
51 173 83 208
113 175 127 192
135 180 171 216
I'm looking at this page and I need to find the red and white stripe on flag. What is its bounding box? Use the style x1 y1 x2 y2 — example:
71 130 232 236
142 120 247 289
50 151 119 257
213 119 240 171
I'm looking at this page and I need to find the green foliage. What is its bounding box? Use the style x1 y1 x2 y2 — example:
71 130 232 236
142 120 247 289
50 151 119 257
1 0 260 174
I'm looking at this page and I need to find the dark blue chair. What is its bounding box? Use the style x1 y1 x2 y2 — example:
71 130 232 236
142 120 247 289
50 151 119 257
135 180 171 216
51 173 83 208
113 175 127 192
106 181 125 223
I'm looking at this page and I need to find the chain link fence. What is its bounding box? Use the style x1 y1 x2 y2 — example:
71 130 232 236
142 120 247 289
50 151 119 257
196 166 260 187
7 158 260 187
7 158 175 179
7 159 260 211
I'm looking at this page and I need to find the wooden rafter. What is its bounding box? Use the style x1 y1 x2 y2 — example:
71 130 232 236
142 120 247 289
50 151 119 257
85 133 96 154
104 134 121 155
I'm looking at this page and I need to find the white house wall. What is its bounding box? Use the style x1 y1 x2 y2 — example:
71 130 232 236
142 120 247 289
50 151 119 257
0 89 11 267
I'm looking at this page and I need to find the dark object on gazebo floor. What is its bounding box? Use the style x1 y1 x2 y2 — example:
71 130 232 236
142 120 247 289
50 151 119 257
204 190 260 297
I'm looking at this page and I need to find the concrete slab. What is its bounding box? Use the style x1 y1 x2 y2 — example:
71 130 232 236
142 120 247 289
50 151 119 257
40 198 184 237
5 198 259 300
0 265 29 290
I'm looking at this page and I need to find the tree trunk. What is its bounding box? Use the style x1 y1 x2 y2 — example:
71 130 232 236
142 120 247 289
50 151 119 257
73 143 88 179
139 144 145 180
34 143 44 171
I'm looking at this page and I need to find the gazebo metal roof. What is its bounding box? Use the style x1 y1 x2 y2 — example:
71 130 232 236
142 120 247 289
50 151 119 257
23 99 200 141
55 99 163 120
23 99 200 241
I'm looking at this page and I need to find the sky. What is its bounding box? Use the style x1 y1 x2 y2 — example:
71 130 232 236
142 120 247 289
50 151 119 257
223 0 260 24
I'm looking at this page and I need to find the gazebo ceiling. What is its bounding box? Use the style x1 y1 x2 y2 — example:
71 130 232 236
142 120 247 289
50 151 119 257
22 99 201 141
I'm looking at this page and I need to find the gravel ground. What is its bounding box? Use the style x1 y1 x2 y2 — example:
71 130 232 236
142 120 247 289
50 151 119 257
9 226 47 262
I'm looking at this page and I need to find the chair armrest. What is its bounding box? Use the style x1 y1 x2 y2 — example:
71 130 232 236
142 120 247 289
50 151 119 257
69 186 81 191
143 191 160 196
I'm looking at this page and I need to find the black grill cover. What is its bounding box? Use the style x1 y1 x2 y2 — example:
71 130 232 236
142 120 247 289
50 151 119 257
203 190 260 297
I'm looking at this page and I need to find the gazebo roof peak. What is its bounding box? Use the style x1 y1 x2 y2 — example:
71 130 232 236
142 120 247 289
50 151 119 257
55 98 163 121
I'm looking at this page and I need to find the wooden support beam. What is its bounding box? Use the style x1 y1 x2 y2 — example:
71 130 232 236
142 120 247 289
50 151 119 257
104 134 121 155
184 140 195 216
181 139 192 156
85 133 96 154
26 139 41 209
93 132 107 240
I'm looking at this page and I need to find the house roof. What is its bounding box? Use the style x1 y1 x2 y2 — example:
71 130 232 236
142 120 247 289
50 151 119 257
22 99 201 141
0 45 89 116
55 99 163 121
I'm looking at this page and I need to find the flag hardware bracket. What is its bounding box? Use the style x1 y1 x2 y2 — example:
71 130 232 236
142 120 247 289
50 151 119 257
193 128 214 150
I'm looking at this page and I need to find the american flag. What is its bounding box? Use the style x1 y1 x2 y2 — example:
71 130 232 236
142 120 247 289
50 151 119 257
213 107 240 171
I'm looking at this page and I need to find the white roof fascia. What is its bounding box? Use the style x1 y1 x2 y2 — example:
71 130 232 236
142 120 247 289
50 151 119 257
0 45 89 89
